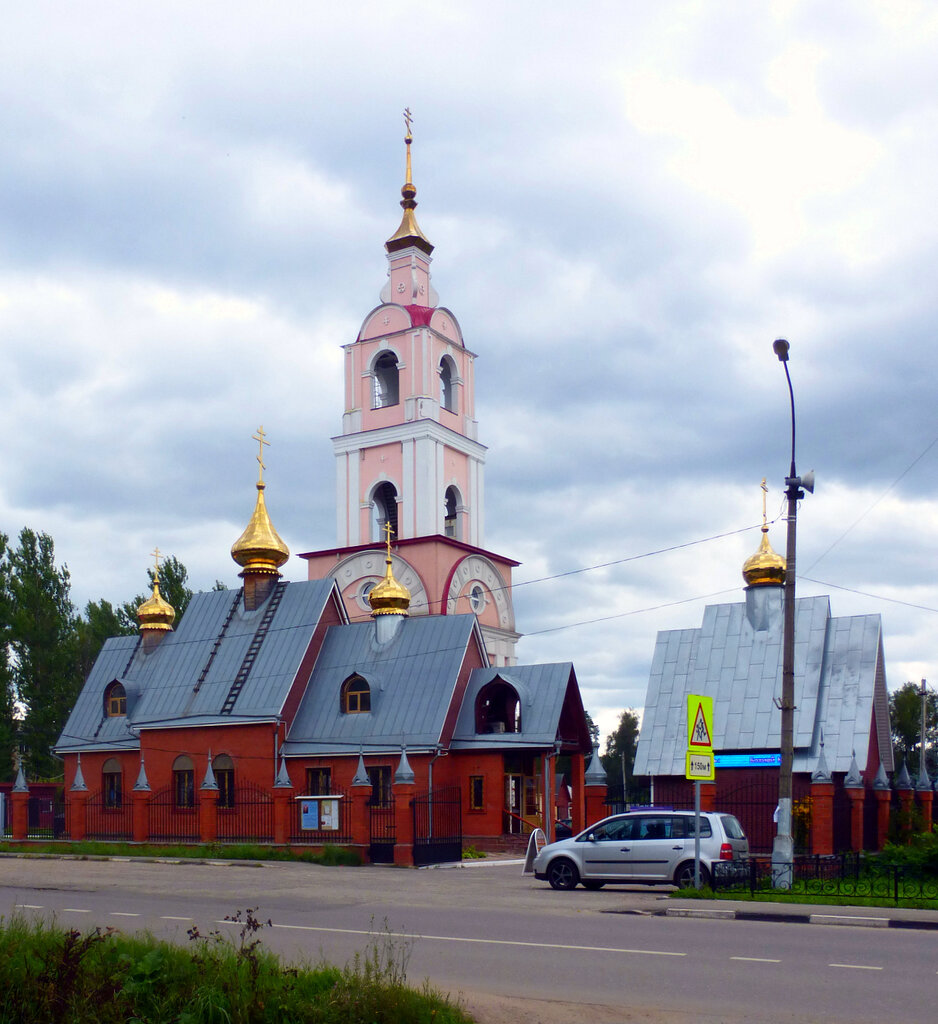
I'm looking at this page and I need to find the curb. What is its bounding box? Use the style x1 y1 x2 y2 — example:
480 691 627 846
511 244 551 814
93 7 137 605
664 906 938 930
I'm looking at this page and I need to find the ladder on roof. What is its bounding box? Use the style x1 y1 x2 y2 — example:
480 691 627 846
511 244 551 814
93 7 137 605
191 588 244 697
219 582 286 716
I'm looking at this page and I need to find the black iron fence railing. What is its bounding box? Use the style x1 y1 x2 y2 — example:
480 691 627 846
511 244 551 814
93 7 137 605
216 783 273 843
712 854 938 903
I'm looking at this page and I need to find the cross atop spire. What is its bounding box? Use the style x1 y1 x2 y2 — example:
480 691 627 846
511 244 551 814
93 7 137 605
150 547 162 582
761 477 768 531
253 425 270 485
383 519 395 560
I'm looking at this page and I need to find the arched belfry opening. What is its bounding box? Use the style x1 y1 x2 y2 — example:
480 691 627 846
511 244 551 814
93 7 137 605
373 351 399 408
372 482 399 542
439 355 457 413
444 485 461 539
475 677 521 734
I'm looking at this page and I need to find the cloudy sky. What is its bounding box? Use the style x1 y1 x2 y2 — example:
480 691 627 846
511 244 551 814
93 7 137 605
2 1 937 743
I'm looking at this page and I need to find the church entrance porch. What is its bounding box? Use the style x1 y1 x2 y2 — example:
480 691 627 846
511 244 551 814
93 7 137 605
503 753 543 836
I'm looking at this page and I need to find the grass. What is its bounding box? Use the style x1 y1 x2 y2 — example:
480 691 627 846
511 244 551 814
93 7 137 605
0 841 362 866
0 910 474 1024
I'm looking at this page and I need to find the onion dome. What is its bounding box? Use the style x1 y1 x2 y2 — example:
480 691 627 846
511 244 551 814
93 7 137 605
385 109 433 256
368 526 411 617
137 551 175 632
742 479 786 587
231 480 290 575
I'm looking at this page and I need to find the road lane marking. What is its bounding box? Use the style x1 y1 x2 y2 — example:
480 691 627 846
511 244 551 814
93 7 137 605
261 924 685 957
730 956 781 963
62 908 91 913
15 904 43 909
829 964 883 971
110 913 140 917
160 916 193 921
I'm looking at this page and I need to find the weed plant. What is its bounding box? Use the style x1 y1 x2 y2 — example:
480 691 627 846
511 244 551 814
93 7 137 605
0 910 473 1024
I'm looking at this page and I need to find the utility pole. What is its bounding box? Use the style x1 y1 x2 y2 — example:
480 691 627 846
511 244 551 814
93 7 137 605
920 679 928 781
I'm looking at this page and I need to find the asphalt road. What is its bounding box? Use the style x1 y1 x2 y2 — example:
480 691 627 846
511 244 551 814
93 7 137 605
1 856 935 1023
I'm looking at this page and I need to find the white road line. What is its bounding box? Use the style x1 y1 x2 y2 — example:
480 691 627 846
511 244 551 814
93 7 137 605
730 956 781 963
160 916 193 921
829 964 883 971
263 923 685 957
110 912 140 918
15 904 43 909
62 908 91 913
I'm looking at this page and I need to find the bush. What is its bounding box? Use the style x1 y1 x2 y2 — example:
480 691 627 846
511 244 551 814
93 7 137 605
878 826 938 875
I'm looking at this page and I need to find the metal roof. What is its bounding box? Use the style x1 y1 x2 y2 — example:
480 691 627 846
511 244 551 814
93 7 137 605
449 663 576 749
55 579 340 751
282 614 485 756
633 589 890 777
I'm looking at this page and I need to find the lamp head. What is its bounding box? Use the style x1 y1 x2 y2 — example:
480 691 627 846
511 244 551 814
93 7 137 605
773 338 790 361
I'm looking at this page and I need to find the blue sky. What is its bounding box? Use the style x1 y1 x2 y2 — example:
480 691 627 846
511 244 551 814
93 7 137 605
2 1 938 742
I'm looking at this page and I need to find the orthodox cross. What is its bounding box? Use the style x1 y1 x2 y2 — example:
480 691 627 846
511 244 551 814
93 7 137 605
760 477 768 529
383 519 395 559
150 547 162 584
253 425 270 483
403 107 413 139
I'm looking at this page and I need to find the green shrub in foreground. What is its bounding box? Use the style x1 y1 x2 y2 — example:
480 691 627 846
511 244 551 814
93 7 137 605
0 911 472 1024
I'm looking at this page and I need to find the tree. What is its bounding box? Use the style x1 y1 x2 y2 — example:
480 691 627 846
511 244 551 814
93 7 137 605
76 598 134 681
5 528 81 780
118 555 194 632
0 531 18 781
601 708 640 790
889 681 938 775
584 709 600 748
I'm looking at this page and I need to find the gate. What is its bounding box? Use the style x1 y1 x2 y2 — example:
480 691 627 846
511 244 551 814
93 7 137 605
148 785 199 842
216 783 273 843
27 794 68 839
412 786 462 866
85 790 132 840
369 797 395 863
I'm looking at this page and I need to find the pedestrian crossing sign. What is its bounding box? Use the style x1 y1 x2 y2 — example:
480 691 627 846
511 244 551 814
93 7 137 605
687 695 714 749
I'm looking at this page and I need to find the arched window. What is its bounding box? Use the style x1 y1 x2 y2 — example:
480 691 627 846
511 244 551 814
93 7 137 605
105 681 126 717
444 486 461 540
341 675 371 714
102 757 122 808
439 356 457 413
373 351 399 408
475 679 521 734
371 481 398 542
213 753 235 809
173 755 195 809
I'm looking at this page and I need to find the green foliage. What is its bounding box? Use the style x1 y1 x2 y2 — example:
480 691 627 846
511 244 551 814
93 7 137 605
889 681 938 775
461 845 487 860
0 531 17 781
601 708 640 785
583 710 600 747
0 912 473 1024
879 826 938 874
0 839 363 865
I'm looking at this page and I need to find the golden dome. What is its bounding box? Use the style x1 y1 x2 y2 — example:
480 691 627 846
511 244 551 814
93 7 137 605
231 481 290 576
385 112 433 256
137 577 175 632
368 523 411 617
742 527 787 587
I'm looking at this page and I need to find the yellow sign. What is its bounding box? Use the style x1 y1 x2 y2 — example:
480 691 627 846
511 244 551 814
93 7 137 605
687 694 714 749
686 750 715 781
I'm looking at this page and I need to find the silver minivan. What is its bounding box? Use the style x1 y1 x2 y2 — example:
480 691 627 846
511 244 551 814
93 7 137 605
532 810 749 890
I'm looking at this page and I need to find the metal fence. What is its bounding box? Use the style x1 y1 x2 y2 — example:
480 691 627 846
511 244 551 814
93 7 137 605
216 783 273 843
147 785 199 842
412 786 461 865
85 790 132 841
369 796 396 863
713 853 938 903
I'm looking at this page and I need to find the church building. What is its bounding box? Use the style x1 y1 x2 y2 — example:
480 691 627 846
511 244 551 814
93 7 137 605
50 123 599 862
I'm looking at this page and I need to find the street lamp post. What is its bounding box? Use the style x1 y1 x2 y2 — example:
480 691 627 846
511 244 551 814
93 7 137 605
772 339 813 889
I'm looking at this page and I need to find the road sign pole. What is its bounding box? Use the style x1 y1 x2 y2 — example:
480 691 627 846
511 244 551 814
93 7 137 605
694 781 701 888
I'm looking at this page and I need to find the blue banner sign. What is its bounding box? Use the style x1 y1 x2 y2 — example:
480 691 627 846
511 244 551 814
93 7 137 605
713 753 781 768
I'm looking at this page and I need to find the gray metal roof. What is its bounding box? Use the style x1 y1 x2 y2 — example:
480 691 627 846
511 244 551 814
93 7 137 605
282 614 486 755
449 663 576 749
634 589 890 776
56 579 341 751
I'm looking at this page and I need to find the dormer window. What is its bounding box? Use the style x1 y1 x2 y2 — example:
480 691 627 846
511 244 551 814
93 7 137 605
105 682 127 717
475 678 521 734
342 675 371 714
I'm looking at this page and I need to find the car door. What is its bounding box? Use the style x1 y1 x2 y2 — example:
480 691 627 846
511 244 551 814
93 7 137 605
577 816 638 880
620 814 686 881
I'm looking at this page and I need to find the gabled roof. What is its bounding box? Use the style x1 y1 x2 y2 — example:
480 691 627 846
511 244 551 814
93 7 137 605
282 613 487 756
449 663 587 750
56 579 343 752
634 591 890 777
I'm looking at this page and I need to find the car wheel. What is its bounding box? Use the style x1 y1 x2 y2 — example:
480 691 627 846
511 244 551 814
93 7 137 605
673 861 710 888
546 858 580 891
582 880 605 890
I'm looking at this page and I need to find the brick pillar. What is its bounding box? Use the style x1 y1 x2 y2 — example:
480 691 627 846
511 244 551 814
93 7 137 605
846 786 864 852
874 788 891 850
585 786 606 828
273 789 293 845
132 790 151 843
199 788 218 844
11 790 30 841
898 784 915 844
392 782 416 866
699 782 716 812
569 752 586 835
67 791 88 842
810 780 835 856
350 787 371 861
917 787 933 829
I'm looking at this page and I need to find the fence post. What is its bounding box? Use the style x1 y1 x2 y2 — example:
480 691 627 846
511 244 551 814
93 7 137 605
584 744 607 826
392 784 416 866
11 768 29 841
132 790 151 843
874 787 891 850
351 754 372 861
810 780 834 856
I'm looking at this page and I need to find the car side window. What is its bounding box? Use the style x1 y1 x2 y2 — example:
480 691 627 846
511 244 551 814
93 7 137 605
638 816 672 840
681 815 712 838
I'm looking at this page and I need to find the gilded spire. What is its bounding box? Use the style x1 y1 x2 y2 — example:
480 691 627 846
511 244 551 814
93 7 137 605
368 522 411 616
137 547 176 632
742 479 786 587
385 107 434 256
231 427 290 577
